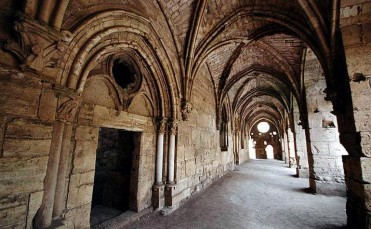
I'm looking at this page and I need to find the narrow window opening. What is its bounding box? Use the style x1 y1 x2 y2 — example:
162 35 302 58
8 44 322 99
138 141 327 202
112 59 135 90
220 106 229 151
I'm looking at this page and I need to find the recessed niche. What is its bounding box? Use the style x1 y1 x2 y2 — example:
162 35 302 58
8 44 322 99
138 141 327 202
322 120 335 128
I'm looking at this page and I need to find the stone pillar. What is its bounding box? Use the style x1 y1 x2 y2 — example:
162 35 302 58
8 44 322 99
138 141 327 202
234 130 240 165
281 137 286 163
168 135 176 184
34 97 79 228
53 124 73 218
294 110 310 178
342 156 371 228
248 138 256 159
34 121 65 228
304 126 316 192
285 129 292 167
339 1 371 227
153 119 166 208
286 127 298 170
156 134 165 184
165 121 177 207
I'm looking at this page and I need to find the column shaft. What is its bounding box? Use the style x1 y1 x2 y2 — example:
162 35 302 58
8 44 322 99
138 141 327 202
156 133 164 184
168 134 176 184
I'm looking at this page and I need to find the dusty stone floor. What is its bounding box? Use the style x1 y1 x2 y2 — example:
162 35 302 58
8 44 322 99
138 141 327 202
127 160 347 229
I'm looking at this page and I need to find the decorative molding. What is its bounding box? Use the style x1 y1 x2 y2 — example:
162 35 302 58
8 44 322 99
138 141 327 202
3 13 72 72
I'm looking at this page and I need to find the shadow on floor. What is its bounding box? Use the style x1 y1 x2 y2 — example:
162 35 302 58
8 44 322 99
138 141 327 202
293 187 314 194
318 225 348 229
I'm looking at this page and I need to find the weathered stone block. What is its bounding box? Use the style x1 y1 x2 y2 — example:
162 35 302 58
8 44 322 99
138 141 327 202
185 159 196 176
176 161 186 180
361 157 371 183
38 83 58 121
0 157 48 195
354 111 371 132
66 172 94 209
329 142 348 156
72 140 98 173
316 180 346 196
177 146 185 162
26 191 43 229
75 126 98 142
0 115 6 155
310 128 337 142
3 139 51 157
0 76 42 118
65 204 91 229
5 118 53 139
184 148 195 161
0 205 27 229
0 193 27 210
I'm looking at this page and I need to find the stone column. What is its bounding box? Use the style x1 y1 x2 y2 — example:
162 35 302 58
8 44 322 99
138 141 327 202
152 119 166 208
284 131 290 165
34 121 65 228
165 121 177 207
155 121 165 184
234 130 240 165
281 137 286 163
338 2 371 226
53 124 73 218
34 97 79 228
287 127 296 168
248 138 256 159
167 123 177 184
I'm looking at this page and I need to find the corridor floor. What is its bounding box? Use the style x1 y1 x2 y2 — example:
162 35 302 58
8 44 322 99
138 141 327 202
128 160 347 229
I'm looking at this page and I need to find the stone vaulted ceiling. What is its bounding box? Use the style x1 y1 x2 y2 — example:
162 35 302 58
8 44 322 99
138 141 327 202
13 0 333 129
143 0 330 131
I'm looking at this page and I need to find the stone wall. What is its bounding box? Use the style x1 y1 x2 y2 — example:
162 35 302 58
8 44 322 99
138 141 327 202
304 48 347 196
173 64 236 209
0 65 56 229
340 1 371 227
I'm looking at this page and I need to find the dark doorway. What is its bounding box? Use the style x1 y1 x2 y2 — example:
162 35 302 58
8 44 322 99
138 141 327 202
90 128 139 226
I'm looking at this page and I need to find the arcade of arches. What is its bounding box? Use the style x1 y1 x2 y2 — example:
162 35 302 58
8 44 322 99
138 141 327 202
0 1 370 228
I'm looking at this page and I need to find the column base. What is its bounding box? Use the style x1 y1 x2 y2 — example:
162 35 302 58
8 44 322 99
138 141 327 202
343 155 371 229
164 183 177 207
152 184 165 209
346 193 371 229
297 167 309 178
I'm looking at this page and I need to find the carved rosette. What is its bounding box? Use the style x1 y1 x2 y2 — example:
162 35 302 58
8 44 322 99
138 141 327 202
181 100 193 121
3 13 72 73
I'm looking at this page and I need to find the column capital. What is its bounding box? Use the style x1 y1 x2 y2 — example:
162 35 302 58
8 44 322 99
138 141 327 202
156 118 166 134
56 96 81 124
168 120 178 135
